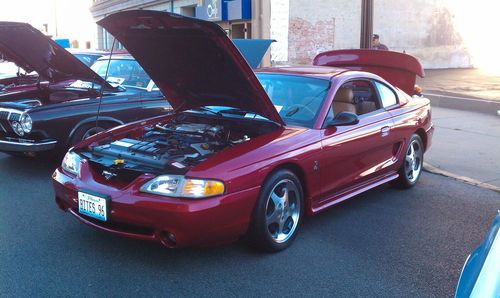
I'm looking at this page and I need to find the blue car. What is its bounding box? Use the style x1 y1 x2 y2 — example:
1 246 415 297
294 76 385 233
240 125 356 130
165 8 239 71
455 211 500 297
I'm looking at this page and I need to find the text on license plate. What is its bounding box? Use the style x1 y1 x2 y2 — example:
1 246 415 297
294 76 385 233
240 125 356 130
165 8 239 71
78 192 108 221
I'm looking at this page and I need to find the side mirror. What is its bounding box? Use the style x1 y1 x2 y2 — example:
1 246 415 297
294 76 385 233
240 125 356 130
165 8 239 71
328 112 359 127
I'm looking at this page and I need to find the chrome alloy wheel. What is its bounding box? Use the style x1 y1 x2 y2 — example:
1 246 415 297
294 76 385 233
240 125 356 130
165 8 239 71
265 179 301 243
405 139 423 183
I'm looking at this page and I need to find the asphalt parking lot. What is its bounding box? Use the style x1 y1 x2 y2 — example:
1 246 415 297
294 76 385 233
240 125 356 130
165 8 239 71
1 152 499 297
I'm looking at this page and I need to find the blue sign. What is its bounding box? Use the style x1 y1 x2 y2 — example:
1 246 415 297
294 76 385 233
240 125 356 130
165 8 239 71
195 0 222 21
196 0 251 21
224 0 251 21
54 38 70 48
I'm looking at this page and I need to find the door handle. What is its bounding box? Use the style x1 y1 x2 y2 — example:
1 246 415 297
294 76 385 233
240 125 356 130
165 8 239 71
380 126 391 137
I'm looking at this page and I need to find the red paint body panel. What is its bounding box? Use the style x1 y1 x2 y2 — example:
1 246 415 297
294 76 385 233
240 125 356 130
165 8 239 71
313 49 425 95
53 164 260 247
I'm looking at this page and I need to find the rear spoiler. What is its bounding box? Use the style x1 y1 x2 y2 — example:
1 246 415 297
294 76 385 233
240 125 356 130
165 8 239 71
313 49 425 95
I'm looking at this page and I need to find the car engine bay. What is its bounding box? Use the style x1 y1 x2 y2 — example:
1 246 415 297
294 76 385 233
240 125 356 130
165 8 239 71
81 112 278 176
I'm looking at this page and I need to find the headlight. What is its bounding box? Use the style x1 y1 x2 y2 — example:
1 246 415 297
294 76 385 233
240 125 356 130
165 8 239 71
62 151 82 176
11 121 24 136
20 113 32 133
140 175 225 198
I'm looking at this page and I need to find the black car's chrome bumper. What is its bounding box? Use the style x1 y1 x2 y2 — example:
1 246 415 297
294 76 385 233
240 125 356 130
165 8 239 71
0 138 57 152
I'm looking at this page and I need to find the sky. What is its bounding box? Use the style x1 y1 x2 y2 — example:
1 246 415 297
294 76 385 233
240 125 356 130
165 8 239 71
0 0 96 48
447 0 500 72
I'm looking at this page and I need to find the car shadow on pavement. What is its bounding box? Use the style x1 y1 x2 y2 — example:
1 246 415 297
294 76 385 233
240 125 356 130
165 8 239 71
58 182 399 260
3 154 487 297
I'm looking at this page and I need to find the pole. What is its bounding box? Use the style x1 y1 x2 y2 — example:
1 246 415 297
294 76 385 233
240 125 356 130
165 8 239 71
360 0 373 49
170 0 174 13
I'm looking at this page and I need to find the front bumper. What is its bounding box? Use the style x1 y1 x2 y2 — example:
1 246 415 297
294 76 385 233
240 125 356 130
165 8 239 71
0 138 57 152
52 164 260 248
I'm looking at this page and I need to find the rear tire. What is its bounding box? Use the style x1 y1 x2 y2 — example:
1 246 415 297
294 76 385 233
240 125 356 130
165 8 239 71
393 134 424 189
247 169 304 252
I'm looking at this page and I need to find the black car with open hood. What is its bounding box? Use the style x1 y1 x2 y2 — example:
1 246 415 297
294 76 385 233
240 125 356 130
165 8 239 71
0 22 110 87
0 24 169 155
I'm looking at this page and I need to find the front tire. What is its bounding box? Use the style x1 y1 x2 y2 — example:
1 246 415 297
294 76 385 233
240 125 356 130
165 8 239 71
248 169 304 252
394 134 424 188
70 124 109 146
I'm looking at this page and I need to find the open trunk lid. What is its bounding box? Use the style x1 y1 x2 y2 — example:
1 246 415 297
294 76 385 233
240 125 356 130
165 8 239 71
313 49 425 95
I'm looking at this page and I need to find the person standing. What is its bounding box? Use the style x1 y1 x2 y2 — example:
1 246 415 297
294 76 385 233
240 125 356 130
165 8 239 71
372 34 389 50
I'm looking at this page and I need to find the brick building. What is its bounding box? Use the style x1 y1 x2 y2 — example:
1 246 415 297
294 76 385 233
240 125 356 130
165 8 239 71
90 0 472 69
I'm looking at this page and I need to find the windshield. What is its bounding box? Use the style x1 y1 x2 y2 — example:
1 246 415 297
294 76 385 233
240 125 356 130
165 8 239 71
256 73 331 127
91 59 153 89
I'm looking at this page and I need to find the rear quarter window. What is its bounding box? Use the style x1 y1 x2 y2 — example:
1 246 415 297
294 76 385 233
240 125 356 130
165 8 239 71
375 82 398 107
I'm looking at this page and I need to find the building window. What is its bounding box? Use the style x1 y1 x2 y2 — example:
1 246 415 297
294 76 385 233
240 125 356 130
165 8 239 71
101 27 124 51
180 5 196 17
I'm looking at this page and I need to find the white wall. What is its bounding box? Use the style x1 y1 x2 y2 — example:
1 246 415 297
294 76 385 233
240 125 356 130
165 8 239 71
272 0 473 68
373 0 470 68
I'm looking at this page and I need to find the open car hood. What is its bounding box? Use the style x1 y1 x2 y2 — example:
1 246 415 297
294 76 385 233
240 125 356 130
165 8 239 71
0 22 111 88
313 49 424 95
98 10 284 125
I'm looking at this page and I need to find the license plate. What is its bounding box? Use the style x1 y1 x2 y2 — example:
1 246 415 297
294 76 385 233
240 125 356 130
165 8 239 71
78 191 108 221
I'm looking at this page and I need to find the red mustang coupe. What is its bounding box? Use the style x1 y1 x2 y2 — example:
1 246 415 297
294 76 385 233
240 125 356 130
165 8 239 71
52 11 433 251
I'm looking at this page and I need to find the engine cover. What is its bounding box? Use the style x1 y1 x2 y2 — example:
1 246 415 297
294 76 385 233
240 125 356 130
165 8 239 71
87 122 228 172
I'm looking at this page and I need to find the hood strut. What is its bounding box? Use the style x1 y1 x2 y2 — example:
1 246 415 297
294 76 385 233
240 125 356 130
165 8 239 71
96 38 116 129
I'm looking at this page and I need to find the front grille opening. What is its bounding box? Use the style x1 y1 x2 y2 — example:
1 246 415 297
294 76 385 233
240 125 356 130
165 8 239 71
88 161 143 184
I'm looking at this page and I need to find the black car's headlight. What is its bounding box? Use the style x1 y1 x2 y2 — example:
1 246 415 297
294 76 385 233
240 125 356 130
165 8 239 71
62 151 82 176
11 121 24 136
140 175 225 198
10 113 32 136
20 113 32 133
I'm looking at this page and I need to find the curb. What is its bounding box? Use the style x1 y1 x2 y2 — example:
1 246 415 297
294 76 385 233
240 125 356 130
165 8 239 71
424 92 500 115
423 162 500 193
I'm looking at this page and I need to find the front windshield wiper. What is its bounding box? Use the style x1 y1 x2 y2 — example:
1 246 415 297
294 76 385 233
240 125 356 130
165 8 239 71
286 106 300 117
219 107 266 119
194 106 224 117
219 107 282 126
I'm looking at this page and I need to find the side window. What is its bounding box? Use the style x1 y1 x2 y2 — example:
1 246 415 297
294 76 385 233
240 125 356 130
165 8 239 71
375 82 398 107
331 80 381 117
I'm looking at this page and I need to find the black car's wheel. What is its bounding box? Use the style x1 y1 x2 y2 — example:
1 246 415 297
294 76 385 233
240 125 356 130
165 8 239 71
248 169 304 252
394 134 424 188
70 124 109 146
